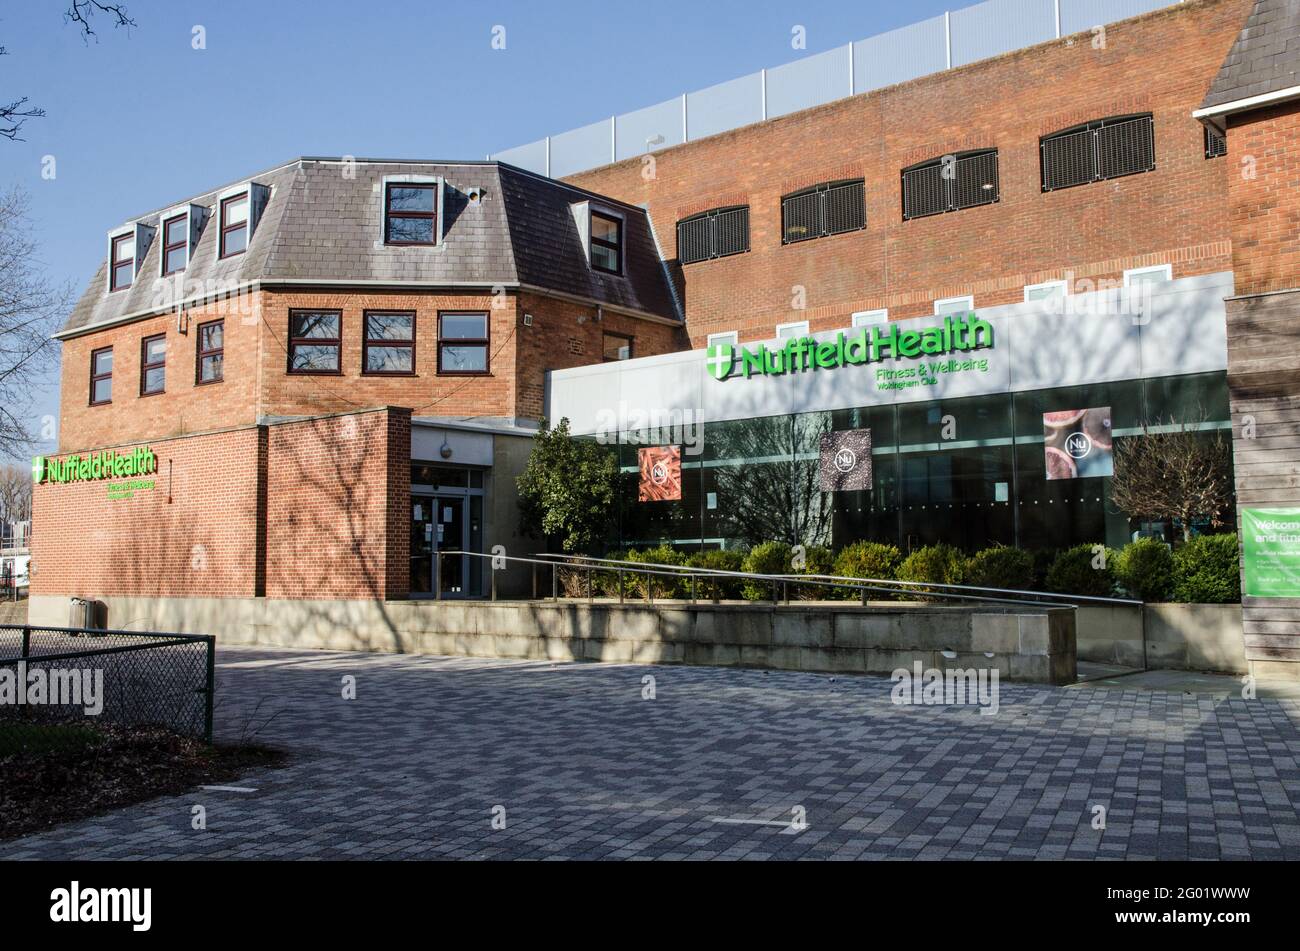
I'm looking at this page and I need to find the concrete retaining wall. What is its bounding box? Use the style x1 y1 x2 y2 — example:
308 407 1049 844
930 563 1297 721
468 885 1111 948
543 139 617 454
26 594 1076 684
1076 603 1247 674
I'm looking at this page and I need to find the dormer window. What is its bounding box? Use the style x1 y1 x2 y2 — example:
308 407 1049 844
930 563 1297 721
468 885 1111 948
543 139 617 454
220 192 249 258
590 211 622 274
385 183 438 245
110 234 135 291
162 213 188 275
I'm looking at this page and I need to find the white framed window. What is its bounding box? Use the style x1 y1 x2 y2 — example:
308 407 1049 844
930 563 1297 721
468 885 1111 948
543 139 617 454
934 294 974 315
851 309 888 328
775 320 809 340
1024 280 1069 302
707 331 738 349
1123 263 1172 288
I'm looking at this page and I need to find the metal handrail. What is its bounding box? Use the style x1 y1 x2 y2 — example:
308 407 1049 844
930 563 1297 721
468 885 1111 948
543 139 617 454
433 548 1141 610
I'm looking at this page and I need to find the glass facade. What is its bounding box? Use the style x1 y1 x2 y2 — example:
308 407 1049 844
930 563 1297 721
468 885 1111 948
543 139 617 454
603 371 1233 556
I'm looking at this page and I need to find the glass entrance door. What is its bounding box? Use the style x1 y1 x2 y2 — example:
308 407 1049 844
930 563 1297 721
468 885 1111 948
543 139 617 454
434 496 467 596
410 495 436 596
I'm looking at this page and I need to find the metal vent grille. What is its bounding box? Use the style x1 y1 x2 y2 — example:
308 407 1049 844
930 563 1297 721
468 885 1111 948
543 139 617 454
902 151 999 220
677 206 750 264
781 180 864 244
1204 126 1227 160
1041 114 1155 191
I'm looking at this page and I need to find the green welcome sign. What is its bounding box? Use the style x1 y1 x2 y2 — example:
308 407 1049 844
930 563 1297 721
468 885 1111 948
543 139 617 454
706 314 994 383
32 446 157 486
1241 508 1300 597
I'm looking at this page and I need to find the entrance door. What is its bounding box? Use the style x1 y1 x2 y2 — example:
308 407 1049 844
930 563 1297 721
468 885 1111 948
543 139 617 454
410 495 436 596
434 496 467 596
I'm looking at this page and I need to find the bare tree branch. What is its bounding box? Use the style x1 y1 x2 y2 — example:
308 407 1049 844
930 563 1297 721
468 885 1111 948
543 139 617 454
63 2 136 41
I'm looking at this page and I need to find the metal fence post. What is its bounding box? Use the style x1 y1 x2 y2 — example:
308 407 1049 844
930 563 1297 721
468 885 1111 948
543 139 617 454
434 552 441 601
203 635 216 745
21 624 30 659
491 563 498 602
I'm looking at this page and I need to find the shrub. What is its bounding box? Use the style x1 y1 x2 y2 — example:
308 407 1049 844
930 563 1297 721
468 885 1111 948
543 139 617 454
793 545 836 600
686 549 746 600
1030 548 1059 591
741 541 792 601
896 544 966 600
832 541 902 600
624 545 689 599
965 545 1034 592
1172 533 1240 604
1113 537 1174 601
1045 544 1117 598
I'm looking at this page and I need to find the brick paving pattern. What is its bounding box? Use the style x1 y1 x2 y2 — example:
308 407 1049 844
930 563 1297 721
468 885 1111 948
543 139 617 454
4 646 1299 860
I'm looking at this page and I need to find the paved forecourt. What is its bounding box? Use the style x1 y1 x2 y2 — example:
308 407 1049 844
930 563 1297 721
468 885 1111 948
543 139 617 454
3 645 1298 860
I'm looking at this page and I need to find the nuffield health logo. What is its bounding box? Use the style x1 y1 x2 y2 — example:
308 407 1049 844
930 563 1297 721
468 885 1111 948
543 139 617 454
706 342 734 381
32 446 156 485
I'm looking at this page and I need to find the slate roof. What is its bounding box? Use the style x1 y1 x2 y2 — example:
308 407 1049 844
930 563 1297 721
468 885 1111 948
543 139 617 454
60 158 681 337
1199 0 1300 114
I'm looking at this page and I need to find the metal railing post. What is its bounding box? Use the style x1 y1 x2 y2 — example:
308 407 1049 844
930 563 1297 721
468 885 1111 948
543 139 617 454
434 552 441 600
618 569 624 604
690 574 697 604
772 580 778 605
532 562 538 600
861 585 868 606
491 563 498 602
783 580 790 605
588 567 594 603
203 635 216 744
552 565 559 601
647 569 654 604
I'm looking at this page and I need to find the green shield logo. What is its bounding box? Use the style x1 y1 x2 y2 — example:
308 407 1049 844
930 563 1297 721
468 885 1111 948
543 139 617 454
706 343 734 382
31 456 45 484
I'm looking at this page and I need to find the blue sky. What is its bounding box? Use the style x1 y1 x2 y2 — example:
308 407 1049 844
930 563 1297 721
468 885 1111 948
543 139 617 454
0 0 952 459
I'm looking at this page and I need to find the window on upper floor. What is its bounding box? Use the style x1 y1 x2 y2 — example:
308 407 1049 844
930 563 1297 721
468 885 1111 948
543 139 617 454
1123 263 1172 288
707 331 738 349
110 233 135 291
220 192 249 258
140 334 166 396
288 310 342 374
363 311 416 375
162 214 188 276
1041 114 1155 191
776 321 809 340
438 312 489 375
1024 280 1069 302
934 295 975 315
902 150 999 220
1204 126 1227 160
90 347 113 405
851 309 888 328
602 332 633 362
384 183 438 245
677 206 750 264
590 211 623 274
782 179 865 245
196 320 224 384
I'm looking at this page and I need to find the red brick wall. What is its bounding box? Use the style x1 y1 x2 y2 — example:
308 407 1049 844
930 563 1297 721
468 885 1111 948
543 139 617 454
264 407 411 600
1226 103 1300 298
58 295 263 453
514 292 684 418
565 0 1249 345
30 427 264 599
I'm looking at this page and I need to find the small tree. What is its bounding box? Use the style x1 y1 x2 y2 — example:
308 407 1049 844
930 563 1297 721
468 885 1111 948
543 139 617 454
516 418 618 553
1109 419 1233 543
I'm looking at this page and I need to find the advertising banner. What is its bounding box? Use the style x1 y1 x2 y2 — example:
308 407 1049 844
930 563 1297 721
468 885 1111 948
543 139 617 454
1241 508 1300 598
638 446 682 502
819 429 873 492
1043 407 1113 480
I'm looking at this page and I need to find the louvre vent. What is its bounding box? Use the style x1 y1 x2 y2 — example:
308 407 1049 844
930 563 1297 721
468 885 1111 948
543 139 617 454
1041 114 1155 191
677 206 750 264
902 150 999 220
1204 126 1227 160
781 180 865 244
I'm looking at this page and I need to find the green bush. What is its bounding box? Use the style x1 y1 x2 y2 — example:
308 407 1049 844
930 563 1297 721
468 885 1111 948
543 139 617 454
1045 544 1117 598
965 545 1034 592
1114 537 1174 602
1030 548 1059 591
832 541 902 600
592 550 629 598
624 545 688 599
741 541 792 601
896 544 966 600
686 549 747 600
792 545 836 600
1172 533 1240 604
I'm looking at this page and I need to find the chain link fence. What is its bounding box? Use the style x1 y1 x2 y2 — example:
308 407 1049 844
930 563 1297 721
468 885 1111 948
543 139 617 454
0 625 215 752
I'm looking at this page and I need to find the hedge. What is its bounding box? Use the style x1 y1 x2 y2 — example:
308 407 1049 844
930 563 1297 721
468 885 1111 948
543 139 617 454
1113 537 1173 602
1171 533 1240 604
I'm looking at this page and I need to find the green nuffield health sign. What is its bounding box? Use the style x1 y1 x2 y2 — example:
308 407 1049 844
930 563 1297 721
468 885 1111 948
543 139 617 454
1241 508 1300 598
32 446 157 486
706 314 994 383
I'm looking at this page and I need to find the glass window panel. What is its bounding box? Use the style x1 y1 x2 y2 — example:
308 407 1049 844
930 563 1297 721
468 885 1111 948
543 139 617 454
92 378 112 403
200 323 223 350
93 350 113 375
291 313 339 339
440 345 486 372
112 262 133 288
441 314 486 339
591 213 620 242
223 225 247 256
224 197 249 225
603 334 631 361
290 345 339 372
114 236 135 261
591 244 619 272
164 245 187 274
366 313 414 341
143 366 165 393
165 216 186 244
386 216 435 243
200 354 223 382
366 346 413 373
144 337 166 363
388 186 435 212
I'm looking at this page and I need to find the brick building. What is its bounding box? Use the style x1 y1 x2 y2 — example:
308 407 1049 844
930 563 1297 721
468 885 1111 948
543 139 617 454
28 0 1300 678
